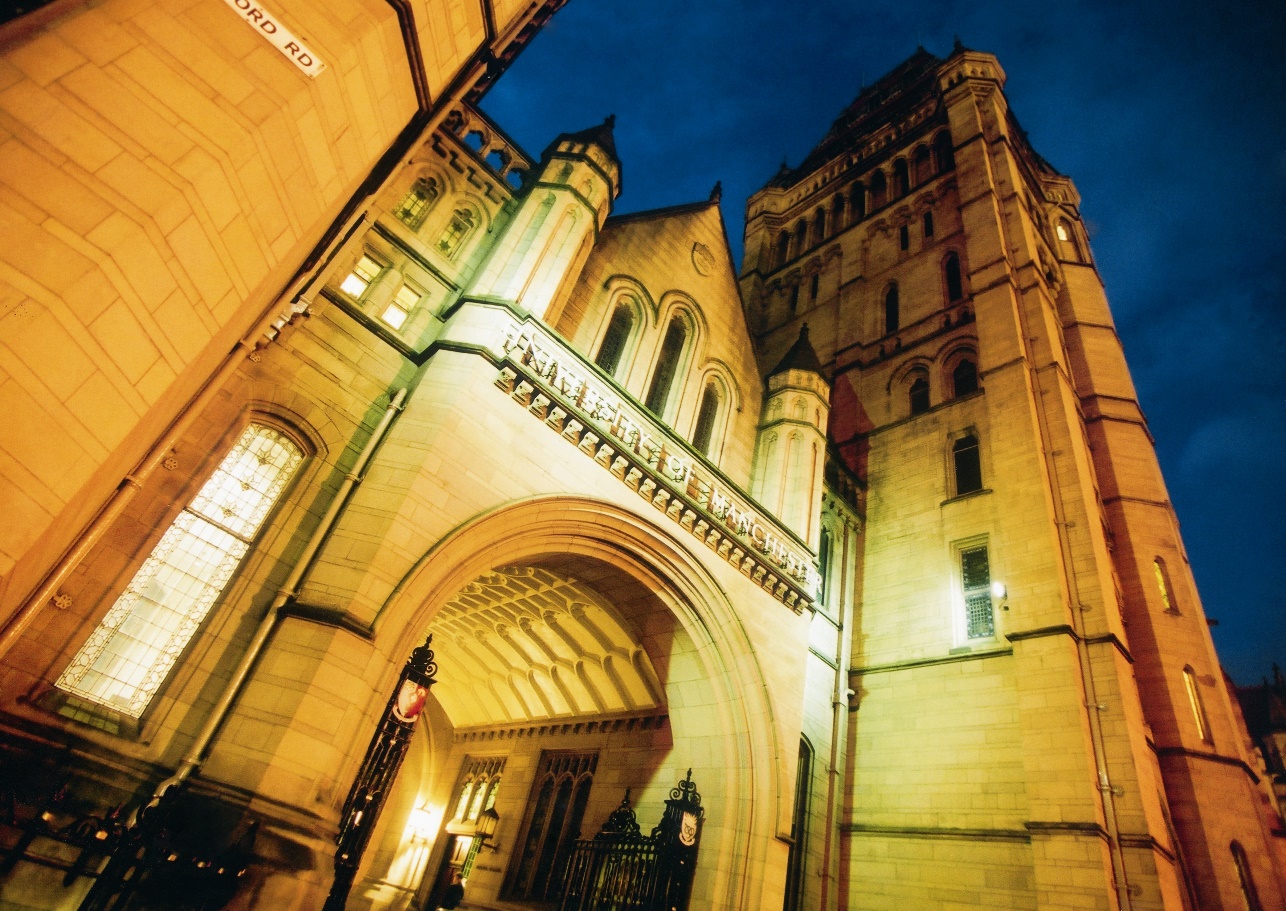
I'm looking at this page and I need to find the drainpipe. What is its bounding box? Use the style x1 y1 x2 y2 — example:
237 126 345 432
818 515 854 911
0 300 310 662
152 387 407 799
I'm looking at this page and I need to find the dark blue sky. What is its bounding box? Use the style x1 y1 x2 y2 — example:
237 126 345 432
479 0 1286 684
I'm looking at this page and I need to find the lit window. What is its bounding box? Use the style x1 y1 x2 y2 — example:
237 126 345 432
1232 841 1264 911
1154 557 1179 613
1183 666 1213 743
340 254 383 298
438 209 477 258
953 434 982 494
1056 222 1070 241
394 177 438 229
57 424 304 717
692 382 720 456
381 284 420 330
595 304 634 375
961 546 995 639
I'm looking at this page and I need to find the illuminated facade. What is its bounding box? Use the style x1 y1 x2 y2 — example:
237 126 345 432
0 5 1281 909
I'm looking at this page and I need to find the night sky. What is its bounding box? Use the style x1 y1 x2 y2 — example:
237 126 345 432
479 0 1286 684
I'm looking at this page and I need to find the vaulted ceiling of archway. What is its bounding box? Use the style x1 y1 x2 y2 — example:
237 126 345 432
428 564 666 730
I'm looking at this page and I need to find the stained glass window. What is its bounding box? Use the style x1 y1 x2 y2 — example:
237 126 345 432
57 424 303 717
962 546 994 639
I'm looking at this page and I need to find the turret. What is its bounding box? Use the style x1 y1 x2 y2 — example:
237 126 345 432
469 116 621 321
752 324 830 549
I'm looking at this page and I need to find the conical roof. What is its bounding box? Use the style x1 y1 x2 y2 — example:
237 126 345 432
769 323 824 377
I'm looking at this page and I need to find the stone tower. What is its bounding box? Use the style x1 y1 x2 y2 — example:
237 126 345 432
743 44 1285 911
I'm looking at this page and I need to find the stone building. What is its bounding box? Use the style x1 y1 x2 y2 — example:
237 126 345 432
0 3 1281 910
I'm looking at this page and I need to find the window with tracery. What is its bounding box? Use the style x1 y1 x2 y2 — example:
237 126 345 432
57 423 304 717
961 545 995 639
505 751 597 902
438 208 477 258
394 177 438 229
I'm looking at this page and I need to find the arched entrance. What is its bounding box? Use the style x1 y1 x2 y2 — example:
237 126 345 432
346 496 781 911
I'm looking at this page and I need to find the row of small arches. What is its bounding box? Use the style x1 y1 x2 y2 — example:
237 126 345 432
773 130 955 268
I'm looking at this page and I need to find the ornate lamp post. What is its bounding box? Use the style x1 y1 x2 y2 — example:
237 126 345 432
323 635 437 911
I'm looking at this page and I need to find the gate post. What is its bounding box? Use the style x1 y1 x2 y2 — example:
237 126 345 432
651 769 704 911
323 635 437 911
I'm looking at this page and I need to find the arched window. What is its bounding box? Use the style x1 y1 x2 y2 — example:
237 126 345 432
1183 665 1212 744
788 284 800 314
933 130 955 172
812 208 827 245
794 219 808 254
810 272 820 301
691 382 721 456
953 434 982 494
644 316 688 415
783 739 813 911
952 359 978 397
869 170 888 209
912 144 932 184
892 158 910 197
595 304 634 376
944 251 964 301
909 375 930 415
1056 219 1083 262
56 423 305 717
884 284 899 335
923 210 934 238
832 195 845 232
850 182 866 221
1232 841 1264 911
1154 557 1179 613
394 177 438 229
506 752 596 902
775 231 790 268
960 544 994 638
438 208 477 258
818 527 833 604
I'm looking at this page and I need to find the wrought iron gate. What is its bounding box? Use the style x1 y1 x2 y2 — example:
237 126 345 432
558 770 703 911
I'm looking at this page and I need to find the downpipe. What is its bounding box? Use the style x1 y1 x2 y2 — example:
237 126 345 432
152 387 408 801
